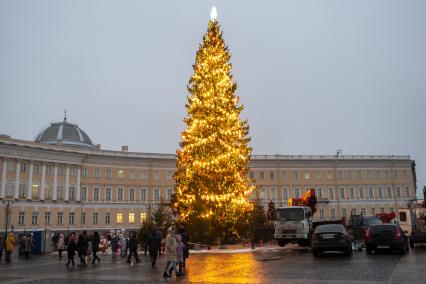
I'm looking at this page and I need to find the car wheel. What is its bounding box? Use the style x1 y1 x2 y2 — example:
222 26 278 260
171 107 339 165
366 246 373 254
278 240 286 247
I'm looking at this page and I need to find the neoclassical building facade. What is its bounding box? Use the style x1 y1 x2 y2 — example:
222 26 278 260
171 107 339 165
0 119 417 233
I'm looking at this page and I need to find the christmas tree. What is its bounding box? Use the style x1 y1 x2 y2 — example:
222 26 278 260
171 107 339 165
174 8 254 237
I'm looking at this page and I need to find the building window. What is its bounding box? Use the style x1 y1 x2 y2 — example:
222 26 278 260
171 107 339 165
260 187 266 200
117 169 124 179
106 168 112 179
281 170 287 179
117 213 123 224
249 172 254 179
294 188 300 198
46 165 52 176
385 170 390 179
154 188 160 201
319 209 324 220
93 187 99 201
327 170 332 179
6 160 15 171
58 166 65 176
317 188 323 199
5 180 13 198
338 171 343 180
45 183 52 200
152 171 159 180
403 170 408 179
167 188 173 201
141 212 147 223
331 208 336 220
282 187 288 200
32 182 40 199
81 167 87 177
361 208 366 216
304 172 310 180
141 171 147 180
339 187 345 199
141 188 147 202
394 171 399 180
45 212 51 225
359 187 364 199
81 186 87 201
118 188 123 201
349 187 354 199
129 188 135 201
270 187 276 200
94 168 100 178
106 187 111 201
315 171 322 180
387 186 392 198
376 170 381 179
129 213 135 224
377 187 383 199
404 186 410 197
390 207 394 212
367 170 371 180
371 208 376 215
357 170 362 180
130 169 136 179
381 208 385 214
69 185 75 201
70 167 77 177
19 182 27 199
342 208 347 218
269 171 275 180
347 170 352 180
351 208 356 215
368 186 373 199
69 212 75 225
32 212 38 225
166 171 172 181
81 212 86 225
93 212 98 225
396 186 401 198
20 162 27 173
328 187 334 199
105 212 111 224
57 212 63 225
57 184 64 200
18 212 25 225
259 171 264 180
293 171 298 180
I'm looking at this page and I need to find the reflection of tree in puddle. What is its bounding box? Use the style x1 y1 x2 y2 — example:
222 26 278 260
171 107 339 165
186 253 264 283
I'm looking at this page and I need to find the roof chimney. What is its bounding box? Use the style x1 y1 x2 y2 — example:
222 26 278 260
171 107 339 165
122 145 128 152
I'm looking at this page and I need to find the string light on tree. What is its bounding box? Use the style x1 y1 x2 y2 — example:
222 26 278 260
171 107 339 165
173 7 254 235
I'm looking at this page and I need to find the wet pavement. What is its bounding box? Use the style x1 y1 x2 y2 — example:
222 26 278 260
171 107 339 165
0 246 425 283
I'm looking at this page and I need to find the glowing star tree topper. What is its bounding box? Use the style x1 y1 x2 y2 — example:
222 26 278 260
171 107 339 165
173 8 254 238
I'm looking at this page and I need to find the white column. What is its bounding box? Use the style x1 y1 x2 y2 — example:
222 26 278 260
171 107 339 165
1 159 7 199
26 161 33 200
64 165 69 202
52 165 58 201
40 163 46 201
76 167 81 202
14 160 21 200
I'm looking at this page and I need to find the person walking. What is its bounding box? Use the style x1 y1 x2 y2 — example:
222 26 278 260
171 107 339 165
57 234 65 259
18 235 25 258
91 231 101 264
77 231 88 264
66 233 78 267
127 232 140 264
24 235 32 259
157 228 163 255
176 234 184 276
110 234 118 260
177 226 190 270
163 227 178 278
148 229 160 267
5 232 15 263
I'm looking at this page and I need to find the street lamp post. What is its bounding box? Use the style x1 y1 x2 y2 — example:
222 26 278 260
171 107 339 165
3 200 14 237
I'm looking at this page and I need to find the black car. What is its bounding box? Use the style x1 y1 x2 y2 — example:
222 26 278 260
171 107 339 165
365 224 409 254
312 224 352 256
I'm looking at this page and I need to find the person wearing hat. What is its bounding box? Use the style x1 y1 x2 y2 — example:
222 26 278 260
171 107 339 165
163 227 178 278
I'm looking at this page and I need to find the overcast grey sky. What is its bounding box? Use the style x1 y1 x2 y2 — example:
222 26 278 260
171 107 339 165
1 1 425 196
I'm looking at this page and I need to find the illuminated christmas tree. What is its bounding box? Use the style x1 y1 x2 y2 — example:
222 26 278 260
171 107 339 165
174 7 254 237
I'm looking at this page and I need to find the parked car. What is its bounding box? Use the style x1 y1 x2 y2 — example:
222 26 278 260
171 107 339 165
312 224 352 257
365 224 409 255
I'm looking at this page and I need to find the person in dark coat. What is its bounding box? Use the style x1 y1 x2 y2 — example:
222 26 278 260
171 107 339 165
127 232 140 263
91 231 101 264
177 226 190 269
77 231 88 264
66 233 78 266
157 229 163 255
147 229 160 267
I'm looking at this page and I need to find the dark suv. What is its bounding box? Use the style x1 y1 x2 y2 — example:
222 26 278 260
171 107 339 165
365 224 409 254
